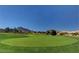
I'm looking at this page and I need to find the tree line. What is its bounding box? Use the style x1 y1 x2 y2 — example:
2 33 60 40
33 30 57 35
0 27 57 35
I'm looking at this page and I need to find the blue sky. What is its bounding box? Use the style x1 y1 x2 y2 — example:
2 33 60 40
0 5 78 31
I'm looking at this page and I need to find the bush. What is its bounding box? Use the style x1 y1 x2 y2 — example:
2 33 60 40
46 30 57 35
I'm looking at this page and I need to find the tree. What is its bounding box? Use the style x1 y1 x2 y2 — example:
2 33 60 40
58 32 68 36
46 30 57 35
46 31 50 35
5 27 10 32
71 32 79 36
13 28 18 33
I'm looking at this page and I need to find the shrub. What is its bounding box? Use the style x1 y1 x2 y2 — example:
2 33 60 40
46 30 57 35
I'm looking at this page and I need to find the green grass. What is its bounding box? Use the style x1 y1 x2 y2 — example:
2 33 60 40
1 35 78 47
0 33 78 53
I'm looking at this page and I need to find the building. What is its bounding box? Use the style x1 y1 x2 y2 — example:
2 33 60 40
57 30 79 36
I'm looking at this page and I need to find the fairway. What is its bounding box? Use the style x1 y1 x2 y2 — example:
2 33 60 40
0 33 78 52
1 35 78 47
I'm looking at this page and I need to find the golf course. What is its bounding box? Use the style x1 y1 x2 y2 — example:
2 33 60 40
0 33 78 53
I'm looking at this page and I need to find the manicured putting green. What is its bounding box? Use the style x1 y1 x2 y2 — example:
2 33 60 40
1 35 78 47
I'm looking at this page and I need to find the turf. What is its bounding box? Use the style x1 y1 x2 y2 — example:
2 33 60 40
1 35 78 47
0 33 78 53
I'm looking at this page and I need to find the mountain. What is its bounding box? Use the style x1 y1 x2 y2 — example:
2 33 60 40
17 27 32 33
0 28 5 32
